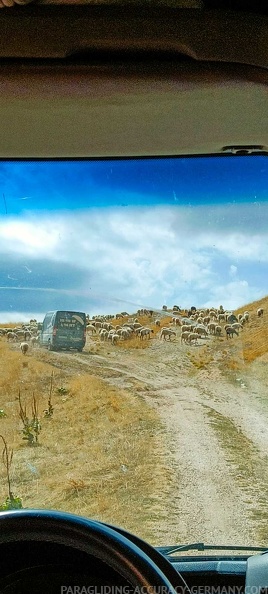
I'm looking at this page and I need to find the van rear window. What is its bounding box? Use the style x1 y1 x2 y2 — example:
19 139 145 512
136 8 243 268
56 313 86 328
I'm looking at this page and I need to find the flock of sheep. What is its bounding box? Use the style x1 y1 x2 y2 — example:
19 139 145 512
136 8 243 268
0 320 40 354
86 318 155 345
86 305 265 348
0 306 265 354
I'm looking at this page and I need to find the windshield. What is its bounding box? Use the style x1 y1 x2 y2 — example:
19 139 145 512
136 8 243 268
0 155 268 549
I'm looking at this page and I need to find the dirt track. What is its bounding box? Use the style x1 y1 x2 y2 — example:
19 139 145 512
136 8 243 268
33 333 268 548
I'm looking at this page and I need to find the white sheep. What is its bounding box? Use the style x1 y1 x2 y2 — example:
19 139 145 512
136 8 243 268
6 331 17 342
172 317 181 326
209 310 217 319
181 323 194 333
215 325 222 336
239 316 247 325
231 322 243 332
217 313 226 322
160 328 176 341
257 307 264 317
187 332 199 344
87 324 97 335
20 342 29 355
121 328 131 340
111 333 120 345
139 328 154 340
207 322 217 335
99 329 108 341
30 336 39 347
181 331 191 344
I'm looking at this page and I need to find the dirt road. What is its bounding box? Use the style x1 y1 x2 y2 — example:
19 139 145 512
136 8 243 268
36 336 268 547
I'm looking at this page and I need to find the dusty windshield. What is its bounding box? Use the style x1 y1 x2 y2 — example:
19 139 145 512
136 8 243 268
0 156 268 549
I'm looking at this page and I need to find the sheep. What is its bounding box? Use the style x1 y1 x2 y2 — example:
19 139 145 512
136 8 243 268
111 333 120 345
15 329 30 341
107 331 117 342
231 322 243 332
217 313 226 322
86 324 97 335
226 327 238 339
134 326 143 335
139 328 154 340
160 328 176 340
257 307 264 317
99 329 108 341
194 326 208 337
207 322 217 335
209 310 217 319
187 332 199 344
30 336 39 347
181 331 191 343
102 322 113 331
123 326 134 335
6 331 17 342
155 319 161 327
20 342 29 355
121 328 131 340
215 325 222 336
239 316 247 326
172 317 182 326
181 324 193 333
196 316 204 325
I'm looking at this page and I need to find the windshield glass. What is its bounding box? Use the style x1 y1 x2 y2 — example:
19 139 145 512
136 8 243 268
0 155 268 549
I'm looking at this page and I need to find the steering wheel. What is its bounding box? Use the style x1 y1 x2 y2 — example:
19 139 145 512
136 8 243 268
0 509 190 593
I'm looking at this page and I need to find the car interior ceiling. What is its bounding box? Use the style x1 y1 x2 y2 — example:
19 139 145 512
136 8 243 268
0 3 267 158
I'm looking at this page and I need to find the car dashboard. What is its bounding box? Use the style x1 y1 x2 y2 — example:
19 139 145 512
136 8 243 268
0 510 265 594
0 541 251 594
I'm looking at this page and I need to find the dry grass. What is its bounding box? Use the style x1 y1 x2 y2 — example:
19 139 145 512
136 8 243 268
187 346 214 370
0 338 171 543
204 404 268 543
234 296 268 364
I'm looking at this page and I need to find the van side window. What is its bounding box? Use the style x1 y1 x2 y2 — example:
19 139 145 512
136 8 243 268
43 313 53 330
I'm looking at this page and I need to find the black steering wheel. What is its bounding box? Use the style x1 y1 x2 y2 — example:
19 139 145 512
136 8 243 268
0 509 190 593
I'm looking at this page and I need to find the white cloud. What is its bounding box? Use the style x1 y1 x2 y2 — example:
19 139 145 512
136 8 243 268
203 280 263 310
0 203 267 314
229 265 238 278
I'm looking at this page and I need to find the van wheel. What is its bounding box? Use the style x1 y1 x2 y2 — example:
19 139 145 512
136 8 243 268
77 348 83 352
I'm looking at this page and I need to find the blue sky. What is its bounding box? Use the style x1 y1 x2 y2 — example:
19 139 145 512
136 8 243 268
0 156 267 322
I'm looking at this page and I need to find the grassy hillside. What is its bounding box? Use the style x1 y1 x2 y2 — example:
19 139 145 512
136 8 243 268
0 339 171 543
235 296 268 363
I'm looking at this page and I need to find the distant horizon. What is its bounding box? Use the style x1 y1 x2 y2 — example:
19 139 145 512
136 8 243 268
0 290 267 325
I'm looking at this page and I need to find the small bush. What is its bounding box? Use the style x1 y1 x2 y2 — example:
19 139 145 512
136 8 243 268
0 435 23 511
18 391 41 445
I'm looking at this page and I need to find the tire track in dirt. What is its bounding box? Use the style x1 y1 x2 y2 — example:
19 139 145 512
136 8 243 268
34 341 268 546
